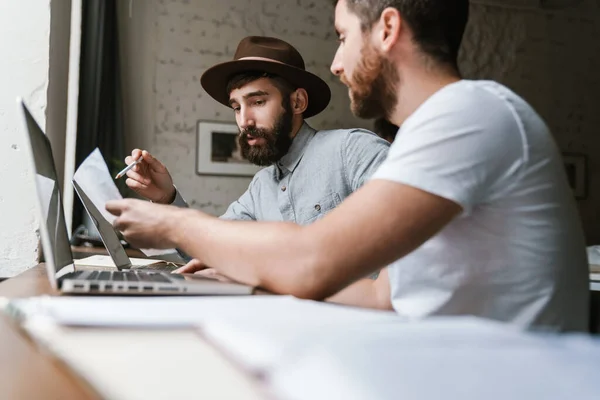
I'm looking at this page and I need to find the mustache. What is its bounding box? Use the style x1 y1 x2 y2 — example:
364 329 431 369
339 73 350 87
239 127 270 139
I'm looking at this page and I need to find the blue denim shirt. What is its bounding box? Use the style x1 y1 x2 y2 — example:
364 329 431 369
174 122 389 224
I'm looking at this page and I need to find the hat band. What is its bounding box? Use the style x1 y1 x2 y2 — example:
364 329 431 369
237 56 287 65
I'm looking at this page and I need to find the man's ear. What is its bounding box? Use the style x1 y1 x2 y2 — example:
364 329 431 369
291 88 309 115
376 7 402 53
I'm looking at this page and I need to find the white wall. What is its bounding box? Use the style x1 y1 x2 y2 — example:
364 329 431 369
119 0 370 216
0 0 51 276
0 0 72 277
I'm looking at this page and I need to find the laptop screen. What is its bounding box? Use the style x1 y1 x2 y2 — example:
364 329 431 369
20 101 73 274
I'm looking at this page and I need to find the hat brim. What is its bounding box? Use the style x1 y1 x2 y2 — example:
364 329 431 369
200 59 331 119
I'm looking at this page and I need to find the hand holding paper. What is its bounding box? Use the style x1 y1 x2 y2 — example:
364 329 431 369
106 198 182 249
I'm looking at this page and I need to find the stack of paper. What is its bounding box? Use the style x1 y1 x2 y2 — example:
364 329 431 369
3 295 398 328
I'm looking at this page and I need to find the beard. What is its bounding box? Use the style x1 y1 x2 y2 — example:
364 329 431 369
238 101 294 166
340 40 399 120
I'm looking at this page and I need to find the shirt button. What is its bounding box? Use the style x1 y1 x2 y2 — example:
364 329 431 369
281 186 287 192
315 204 321 211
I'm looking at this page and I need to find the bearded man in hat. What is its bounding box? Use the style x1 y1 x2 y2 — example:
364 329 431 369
122 36 389 270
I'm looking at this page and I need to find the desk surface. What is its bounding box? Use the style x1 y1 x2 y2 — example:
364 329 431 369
0 264 266 400
0 265 100 399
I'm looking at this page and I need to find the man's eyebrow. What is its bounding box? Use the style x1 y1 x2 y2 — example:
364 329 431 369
243 90 269 99
229 90 269 106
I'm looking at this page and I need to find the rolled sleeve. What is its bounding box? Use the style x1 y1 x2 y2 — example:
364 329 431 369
170 187 188 208
343 129 390 191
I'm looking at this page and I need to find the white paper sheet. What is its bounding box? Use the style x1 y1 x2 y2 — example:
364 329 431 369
73 148 176 256
4 295 398 328
269 320 600 400
202 310 404 372
73 148 122 223
201 316 538 374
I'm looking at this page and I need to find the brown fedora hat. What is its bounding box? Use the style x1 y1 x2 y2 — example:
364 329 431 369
200 36 331 118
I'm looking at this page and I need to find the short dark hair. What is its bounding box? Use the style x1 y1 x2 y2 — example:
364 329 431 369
226 71 297 104
335 0 469 70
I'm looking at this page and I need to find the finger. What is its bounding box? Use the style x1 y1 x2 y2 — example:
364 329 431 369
105 199 131 216
125 169 152 186
142 150 168 173
195 269 232 282
113 217 125 231
125 177 149 191
172 264 197 274
125 155 145 167
195 268 218 277
172 259 206 274
131 148 142 159
125 155 136 166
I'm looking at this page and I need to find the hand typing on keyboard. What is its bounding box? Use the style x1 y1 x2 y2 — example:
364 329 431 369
172 258 207 274
193 268 233 283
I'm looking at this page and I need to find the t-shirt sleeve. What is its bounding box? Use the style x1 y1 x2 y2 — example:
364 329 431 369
371 87 526 214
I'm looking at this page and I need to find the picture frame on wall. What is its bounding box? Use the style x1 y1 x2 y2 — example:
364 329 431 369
196 120 263 177
562 153 587 199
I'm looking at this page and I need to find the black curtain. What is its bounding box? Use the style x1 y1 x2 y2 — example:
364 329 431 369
72 0 125 232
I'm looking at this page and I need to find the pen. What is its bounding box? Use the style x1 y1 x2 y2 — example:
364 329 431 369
114 156 143 179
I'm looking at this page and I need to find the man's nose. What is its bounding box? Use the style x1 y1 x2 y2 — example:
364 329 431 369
330 49 343 76
239 109 256 130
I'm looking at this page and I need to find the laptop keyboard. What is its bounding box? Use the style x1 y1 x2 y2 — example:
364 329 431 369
83 270 172 283
132 263 179 273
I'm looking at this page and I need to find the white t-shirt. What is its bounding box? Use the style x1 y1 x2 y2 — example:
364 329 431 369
372 80 588 331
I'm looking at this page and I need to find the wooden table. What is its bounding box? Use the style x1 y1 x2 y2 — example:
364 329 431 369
0 264 267 400
0 265 100 399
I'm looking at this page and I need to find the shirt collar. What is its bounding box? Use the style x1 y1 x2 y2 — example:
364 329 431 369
276 122 316 174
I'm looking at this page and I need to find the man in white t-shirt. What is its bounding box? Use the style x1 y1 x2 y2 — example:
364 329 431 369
106 0 589 331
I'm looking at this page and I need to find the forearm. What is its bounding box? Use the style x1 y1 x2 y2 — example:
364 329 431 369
170 208 325 297
327 279 379 308
326 268 392 310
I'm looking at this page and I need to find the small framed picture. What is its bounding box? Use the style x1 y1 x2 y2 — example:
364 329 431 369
562 153 587 199
196 121 263 177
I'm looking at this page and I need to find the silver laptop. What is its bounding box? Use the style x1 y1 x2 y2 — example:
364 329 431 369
18 98 253 296
72 179 177 272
